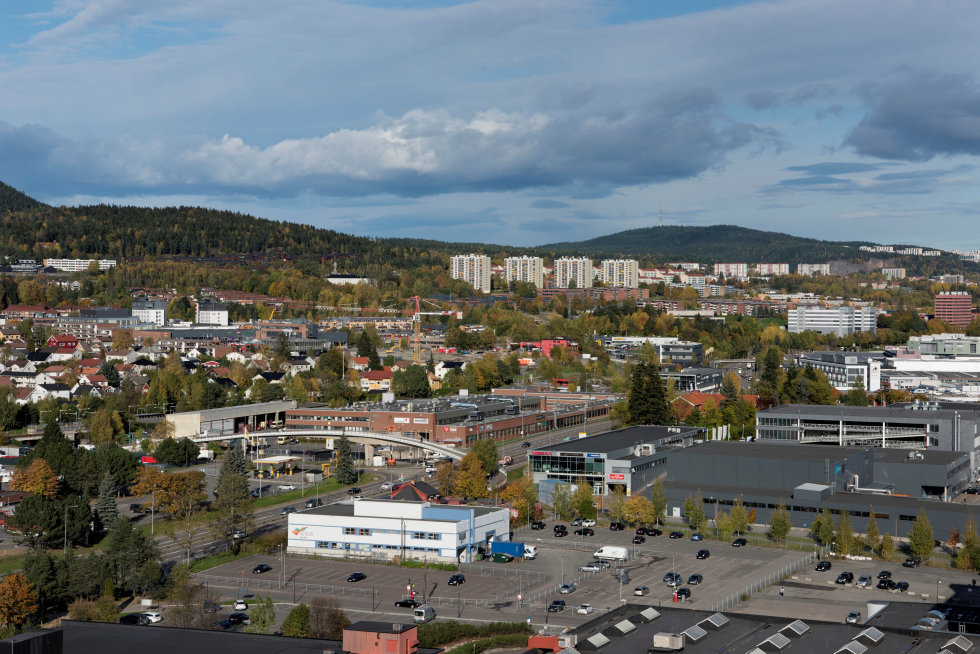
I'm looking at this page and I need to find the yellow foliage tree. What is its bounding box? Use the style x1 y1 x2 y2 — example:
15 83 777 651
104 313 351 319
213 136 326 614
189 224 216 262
10 459 59 499
0 573 38 629
453 453 489 499
620 495 656 525
130 468 206 519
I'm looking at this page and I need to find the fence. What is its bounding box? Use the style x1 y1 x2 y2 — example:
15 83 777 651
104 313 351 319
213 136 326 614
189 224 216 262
192 573 377 598
709 551 817 612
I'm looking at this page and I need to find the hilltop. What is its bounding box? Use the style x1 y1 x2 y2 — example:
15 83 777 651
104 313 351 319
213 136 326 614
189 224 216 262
0 181 45 213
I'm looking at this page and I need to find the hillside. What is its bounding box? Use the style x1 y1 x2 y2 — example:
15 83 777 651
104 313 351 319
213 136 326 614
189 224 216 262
0 181 45 213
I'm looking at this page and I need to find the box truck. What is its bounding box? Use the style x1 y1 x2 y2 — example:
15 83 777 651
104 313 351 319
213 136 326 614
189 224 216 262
490 541 525 559
593 546 628 561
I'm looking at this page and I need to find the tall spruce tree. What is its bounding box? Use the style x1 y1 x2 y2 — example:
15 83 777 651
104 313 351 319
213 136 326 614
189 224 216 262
335 434 358 485
627 362 672 426
95 472 119 530
211 441 253 550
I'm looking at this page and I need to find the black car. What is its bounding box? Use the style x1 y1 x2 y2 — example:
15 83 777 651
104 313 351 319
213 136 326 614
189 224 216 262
347 487 362 495
448 574 465 586
531 521 546 530
632 535 646 544
521 442 532 448
696 549 710 560
903 557 921 568
554 529 567 538
280 506 297 515
635 527 648 535
967 487 979 494
574 528 595 536
675 587 691 599
548 600 566 613
877 579 896 590
663 572 683 586
394 599 421 608
305 498 323 508
648 528 663 536
894 581 910 592
347 572 367 582
119 613 150 625
836 572 854 584
553 524 567 533
252 563 272 574
877 570 892 579
815 560 832 572
732 538 747 547
227 612 250 625
669 531 684 539
688 574 703 585
129 503 142 513
610 522 625 531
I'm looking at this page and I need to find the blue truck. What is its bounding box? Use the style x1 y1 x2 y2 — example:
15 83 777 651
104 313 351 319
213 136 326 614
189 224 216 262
489 541 525 560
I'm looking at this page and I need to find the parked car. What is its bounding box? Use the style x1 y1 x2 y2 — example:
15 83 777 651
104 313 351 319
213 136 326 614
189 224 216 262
250 489 261 498
581 519 596 527
305 498 323 508
571 517 583 527
119 614 150 625
688 574 703 585
632 535 646 544
531 521 546 530
347 572 367 582
395 599 421 608
554 529 568 538
857 575 872 588
663 572 683 586
675 587 691 599
574 528 595 536
252 564 272 574
669 531 684 539
576 603 593 615
280 506 296 515
696 549 710 560
233 529 246 539
203 601 221 613
894 581 910 592
559 583 576 594
553 524 567 533
141 611 162 623
877 570 892 579
877 579 896 590
521 442 532 448
836 572 854 584
610 522 626 531
277 484 296 491
815 561 832 572
347 487 362 495
234 600 248 610
129 503 142 513
228 612 251 625
448 574 465 586
633 586 649 596
380 482 392 491
732 538 747 547
903 558 921 568
579 562 602 572
846 611 861 625
691 533 704 541
548 600 566 613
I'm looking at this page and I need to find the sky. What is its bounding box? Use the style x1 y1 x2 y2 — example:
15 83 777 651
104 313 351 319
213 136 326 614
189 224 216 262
1 0 980 250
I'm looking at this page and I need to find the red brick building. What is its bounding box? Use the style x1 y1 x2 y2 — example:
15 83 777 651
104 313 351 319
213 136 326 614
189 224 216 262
343 621 418 654
935 292 973 326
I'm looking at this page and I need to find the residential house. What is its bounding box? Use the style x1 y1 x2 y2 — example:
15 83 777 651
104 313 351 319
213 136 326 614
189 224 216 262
360 368 393 392
29 383 72 402
253 371 285 385
282 356 315 375
11 387 33 405
26 351 51 366
433 361 466 380
48 347 80 363
349 356 371 372
390 480 442 503
46 335 79 349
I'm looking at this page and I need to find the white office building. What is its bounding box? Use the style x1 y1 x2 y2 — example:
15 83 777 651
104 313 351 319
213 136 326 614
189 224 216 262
797 263 831 276
601 259 639 288
131 299 168 326
504 256 544 288
796 351 882 391
286 499 511 563
43 258 117 272
554 257 593 289
195 299 229 326
450 254 492 293
787 305 877 336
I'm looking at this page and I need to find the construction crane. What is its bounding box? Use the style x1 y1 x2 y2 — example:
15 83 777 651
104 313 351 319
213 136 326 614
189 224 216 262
409 296 462 364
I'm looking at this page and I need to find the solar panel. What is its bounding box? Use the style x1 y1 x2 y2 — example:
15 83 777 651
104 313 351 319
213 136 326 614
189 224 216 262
783 620 810 636
765 632 791 650
683 625 708 642
614 620 636 634
835 642 868 654
639 608 660 622
586 633 610 649
746 649 766 654
703 612 730 628
943 636 974 653
857 627 884 644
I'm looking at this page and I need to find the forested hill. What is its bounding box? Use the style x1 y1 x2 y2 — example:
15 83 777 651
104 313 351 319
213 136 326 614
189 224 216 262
542 225 871 262
0 181 45 213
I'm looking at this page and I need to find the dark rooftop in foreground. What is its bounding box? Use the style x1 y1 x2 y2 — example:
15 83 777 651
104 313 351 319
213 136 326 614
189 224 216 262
544 425 702 454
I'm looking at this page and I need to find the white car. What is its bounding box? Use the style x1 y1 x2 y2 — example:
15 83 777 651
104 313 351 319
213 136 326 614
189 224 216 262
234 600 248 611
233 529 247 539
576 604 593 615
278 484 297 491
578 562 602 573
142 611 162 623
559 583 576 594
582 519 596 527
380 482 392 491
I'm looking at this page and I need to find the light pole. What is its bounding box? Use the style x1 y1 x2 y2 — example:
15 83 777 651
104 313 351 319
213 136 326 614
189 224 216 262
150 490 157 535
937 578 942 602
64 504 78 552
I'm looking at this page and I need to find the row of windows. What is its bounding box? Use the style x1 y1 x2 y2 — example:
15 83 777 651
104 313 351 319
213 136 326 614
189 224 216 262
705 497 905 521
316 542 442 553
340 527 443 540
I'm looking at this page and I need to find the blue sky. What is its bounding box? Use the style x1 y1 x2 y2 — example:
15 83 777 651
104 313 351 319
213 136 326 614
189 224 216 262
1 0 979 250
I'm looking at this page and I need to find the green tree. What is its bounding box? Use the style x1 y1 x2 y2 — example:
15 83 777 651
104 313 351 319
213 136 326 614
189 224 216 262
768 500 791 543
211 442 254 552
153 437 199 467
469 438 499 477
716 511 733 541
813 508 834 546
334 434 358 485
729 496 749 536
650 478 667 525
551 483 574 520
865 510 880 555
720 375 740 407
835 510 855 556
880 532 895 561
683 491 707 532
627 362 671 425
843 377 869 406
244 594 276 634
908 508 935 561
97 360 121 388
281 603 310 637
957 514 980 572
95 472 119 531
103 517 161 596
574 480 598 520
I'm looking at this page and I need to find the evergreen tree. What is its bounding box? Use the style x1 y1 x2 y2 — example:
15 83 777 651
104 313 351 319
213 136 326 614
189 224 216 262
212 441 253 550
908 508 935 561
865 509 880 555
335 434 358 485
97 360 121 388
95 472 119 530
843 377 869 406
627 362 671 425
768 500 791 543
720 375 740 407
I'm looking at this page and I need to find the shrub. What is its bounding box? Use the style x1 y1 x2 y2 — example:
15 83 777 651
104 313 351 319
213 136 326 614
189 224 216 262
417 621 533 648
400 560 458 571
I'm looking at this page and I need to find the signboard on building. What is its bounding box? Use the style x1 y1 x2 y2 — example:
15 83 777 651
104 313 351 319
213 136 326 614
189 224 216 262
586 453 601 458
413 418 429 424
531 451 552 456
608 473 625 481
393 417 410 424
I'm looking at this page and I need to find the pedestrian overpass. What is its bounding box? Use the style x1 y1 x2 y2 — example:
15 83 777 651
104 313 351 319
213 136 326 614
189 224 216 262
189 428 465 461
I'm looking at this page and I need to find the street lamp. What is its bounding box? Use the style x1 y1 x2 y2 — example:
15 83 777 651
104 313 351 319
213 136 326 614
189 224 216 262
64 504 79 552
937 578 942 602
150 490 157 535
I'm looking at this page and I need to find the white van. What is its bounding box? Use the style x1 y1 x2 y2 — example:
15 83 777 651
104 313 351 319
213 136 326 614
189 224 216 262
593 546 628 561
524 545 538 560
413 604 436 624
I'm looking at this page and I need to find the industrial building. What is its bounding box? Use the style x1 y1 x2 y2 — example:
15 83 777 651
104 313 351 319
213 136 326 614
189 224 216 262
285 498 510 563
165 400 297 438
787 305 877 336
796 350 882 391
528 425 705 497
450 254 493 294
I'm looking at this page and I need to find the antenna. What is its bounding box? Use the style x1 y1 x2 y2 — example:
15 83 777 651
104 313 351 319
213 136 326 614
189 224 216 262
659 207 663 227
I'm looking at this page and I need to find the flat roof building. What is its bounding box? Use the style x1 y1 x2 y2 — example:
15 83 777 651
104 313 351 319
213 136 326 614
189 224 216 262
796 350 883 391
601 259 639 289
788 305 877 336
936 291 973 326
504 256 544 289
450 254 492 294
554 257 593 289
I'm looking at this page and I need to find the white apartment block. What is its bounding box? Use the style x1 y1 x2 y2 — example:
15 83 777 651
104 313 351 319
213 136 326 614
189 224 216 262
668 262 701 271
504 256 544 288
882 268 907 280
797 263 831 276
195 300 229 326
43 258 117 272
713 263 748 279
554 257 593 289
601 259 639 288
131 299 168 326
787 305 877 336
450 254 492 293
754 263 790 276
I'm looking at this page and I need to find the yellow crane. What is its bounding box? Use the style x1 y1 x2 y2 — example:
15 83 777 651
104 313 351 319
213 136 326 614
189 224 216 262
409 296 462 364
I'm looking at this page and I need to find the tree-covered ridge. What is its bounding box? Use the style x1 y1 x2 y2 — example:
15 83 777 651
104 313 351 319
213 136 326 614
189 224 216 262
0 181 45 214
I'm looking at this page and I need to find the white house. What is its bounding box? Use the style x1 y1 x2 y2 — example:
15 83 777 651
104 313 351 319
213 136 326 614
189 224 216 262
433 361 466 380
286 498 511 563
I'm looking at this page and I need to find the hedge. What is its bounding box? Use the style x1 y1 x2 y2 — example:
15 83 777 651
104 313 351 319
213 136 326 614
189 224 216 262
417 621 533 647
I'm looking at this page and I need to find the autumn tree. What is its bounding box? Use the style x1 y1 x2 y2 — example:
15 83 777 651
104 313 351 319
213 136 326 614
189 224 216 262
500 477 537 522
434 461 457 497
880 532 895 561
129 468 206 520
682 491 707 532
0 574 38 630
551 483 574 520
573 479 597 520
957 515 980 572
10 459 59 499
309 597 350 639
835 511 855 556
650 478 667 525
865 510 880 555
768 500 792 543
620 495 655 526
729 496 749 536
454 453 489 499
908 508 935 561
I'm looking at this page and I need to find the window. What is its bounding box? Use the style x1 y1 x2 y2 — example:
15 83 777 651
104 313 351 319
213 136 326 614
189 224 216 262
343 527 356 535
413 532 426 540
359 528 370 536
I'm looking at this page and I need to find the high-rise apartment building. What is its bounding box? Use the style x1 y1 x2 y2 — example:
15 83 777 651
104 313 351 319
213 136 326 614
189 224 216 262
600 259 639 288
797 263 830 276
450 254 492 293
504 256 544 288
935 292 973 326
754 263 789 276
554 257 593 289
713 263 748 279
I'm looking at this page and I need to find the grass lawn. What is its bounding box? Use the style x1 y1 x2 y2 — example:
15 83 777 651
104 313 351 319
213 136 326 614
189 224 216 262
0 553 26 575
251 473 376 509
506 465 526 482
188 549 251 573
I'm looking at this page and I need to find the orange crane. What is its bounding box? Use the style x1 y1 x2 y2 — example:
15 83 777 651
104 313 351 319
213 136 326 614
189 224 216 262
409 296 462 364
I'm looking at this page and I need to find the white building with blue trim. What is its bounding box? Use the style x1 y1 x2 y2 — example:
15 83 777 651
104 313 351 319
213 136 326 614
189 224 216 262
286 499 511 563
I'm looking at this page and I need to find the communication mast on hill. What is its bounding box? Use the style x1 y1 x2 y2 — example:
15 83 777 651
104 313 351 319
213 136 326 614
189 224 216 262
659 207 663 227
